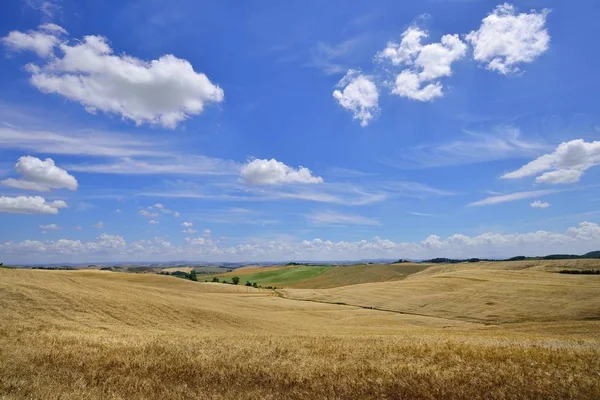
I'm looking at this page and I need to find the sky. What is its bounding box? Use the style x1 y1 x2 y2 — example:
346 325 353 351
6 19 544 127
1 0 600 264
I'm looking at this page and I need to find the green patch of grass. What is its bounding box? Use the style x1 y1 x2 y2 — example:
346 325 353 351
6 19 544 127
217 266 332 287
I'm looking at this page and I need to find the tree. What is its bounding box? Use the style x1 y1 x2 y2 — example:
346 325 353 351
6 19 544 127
211 277 219 283
231 276 240 285
189 270 198 281
245 281 252 286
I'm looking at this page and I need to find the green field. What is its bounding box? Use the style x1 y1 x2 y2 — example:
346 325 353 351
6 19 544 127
213 265 332 286
212 263 432 288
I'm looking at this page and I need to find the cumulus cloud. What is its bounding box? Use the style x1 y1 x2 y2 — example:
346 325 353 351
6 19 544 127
2 25 224 128
466 3 550 75
1 156 77 192
1 23 66 57
333 69 379 126
502 139 600 184
378 27 467 101
93 221 104 229
530 200 549 209
0 196 67 214
203 229 211 236
241 158 323 185
181 221 194 227
149 220 159 225
2 222 600 263
139 209 159 218
181 228 197 234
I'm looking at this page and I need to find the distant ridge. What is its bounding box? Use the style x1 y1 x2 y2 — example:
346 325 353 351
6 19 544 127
421 251 600 264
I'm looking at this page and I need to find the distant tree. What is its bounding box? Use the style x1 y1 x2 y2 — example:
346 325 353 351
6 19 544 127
245 281 252 286
189 270 198 281
211 277 219 283
252 282 258 288
231 276 240 285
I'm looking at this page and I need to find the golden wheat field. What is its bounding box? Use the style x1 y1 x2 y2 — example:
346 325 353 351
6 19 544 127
1 262 600 400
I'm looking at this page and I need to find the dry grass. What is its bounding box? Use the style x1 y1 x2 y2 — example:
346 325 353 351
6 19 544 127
282 262 600 324
1 267 600 399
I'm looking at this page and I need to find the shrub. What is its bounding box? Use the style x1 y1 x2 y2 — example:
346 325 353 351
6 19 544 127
245 281 252 286
232 277 240 285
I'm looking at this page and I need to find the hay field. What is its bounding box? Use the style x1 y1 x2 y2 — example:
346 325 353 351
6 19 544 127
1 266 600 399
281 261 600 324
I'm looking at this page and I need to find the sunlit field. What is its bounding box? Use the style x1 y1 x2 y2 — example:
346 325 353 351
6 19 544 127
1 263 599 399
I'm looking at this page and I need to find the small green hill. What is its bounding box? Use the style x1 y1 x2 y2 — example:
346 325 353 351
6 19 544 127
213 266 332 287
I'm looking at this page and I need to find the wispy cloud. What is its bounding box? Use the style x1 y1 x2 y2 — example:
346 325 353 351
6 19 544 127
306 210 380 226
66 156 241 176
383 181 456 197
325 166 375 178
469 189 556 206
0 126 163 158
307 38 361 75
407 212 436 217
381 126 549 169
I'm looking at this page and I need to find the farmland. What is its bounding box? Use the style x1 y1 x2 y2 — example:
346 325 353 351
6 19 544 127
1 261 600 399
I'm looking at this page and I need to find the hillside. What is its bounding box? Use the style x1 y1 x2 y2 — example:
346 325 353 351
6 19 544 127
211 262 432 288
281 261 600 324
1 266 600 399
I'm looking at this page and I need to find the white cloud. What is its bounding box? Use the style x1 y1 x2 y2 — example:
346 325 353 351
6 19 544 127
93 221 104 229
241 158 323 185
1 24 65 57
1 156 77 192
181 221 194 228
115 208 122 213
466 3 550 75
469 189 556 206
181 228 197 234
173 211 180 218
149 220 159 225
0 195 67 214
530 200 550 209
333 69 379 126
203 229 211 236
382 181 455 198
25 0 61 19
377 27 426 66
185 237 205 246
75 226 82 230
139 209 159 218
309 39 359 75
154 203 164 209
0 126 163 158
407 212 435 217
6 26 224 128
306 210 380 226
2 222 600 263
39 223 60 230
378 27 467 101
502 139 600 184
384 126 549 169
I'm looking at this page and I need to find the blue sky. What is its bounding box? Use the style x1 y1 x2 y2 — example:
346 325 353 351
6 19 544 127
1 0 600 263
